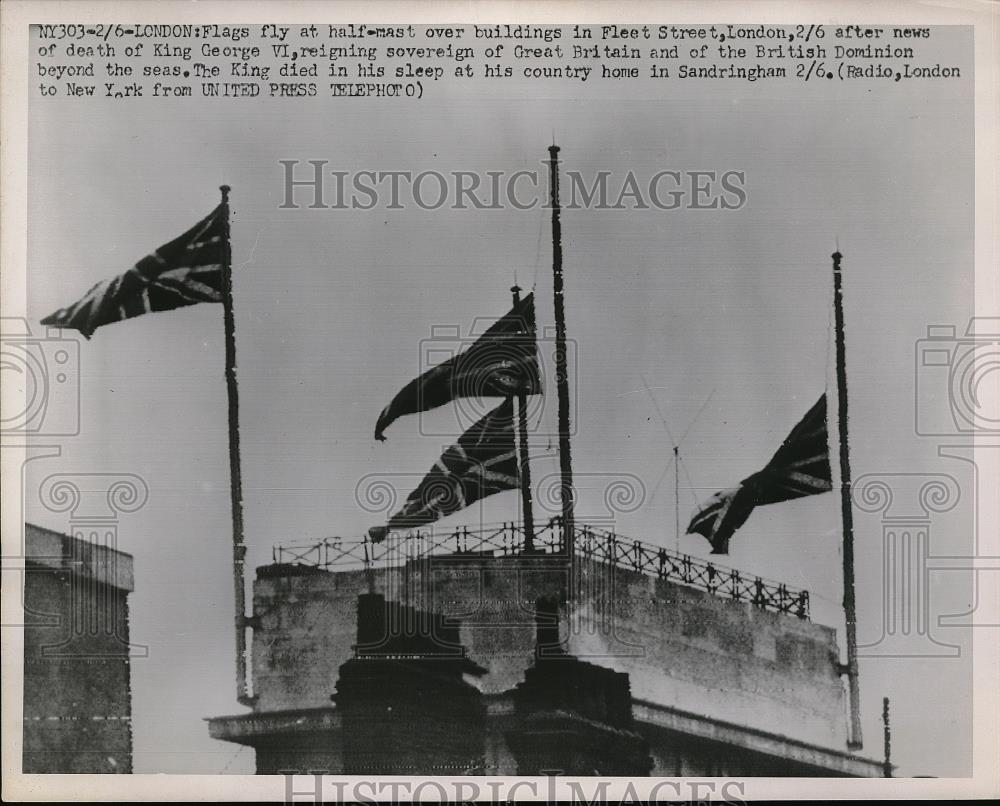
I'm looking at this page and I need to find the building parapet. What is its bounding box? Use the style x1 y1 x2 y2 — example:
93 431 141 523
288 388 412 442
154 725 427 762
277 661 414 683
273 518 810 620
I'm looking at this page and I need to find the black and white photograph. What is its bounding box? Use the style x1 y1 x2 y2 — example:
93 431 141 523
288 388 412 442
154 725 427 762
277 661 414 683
2 1 998 801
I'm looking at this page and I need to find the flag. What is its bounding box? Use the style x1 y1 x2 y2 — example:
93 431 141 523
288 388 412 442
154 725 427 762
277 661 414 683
41 202 227 338
368 399 518 542
687 394 833 554
373 294 540 441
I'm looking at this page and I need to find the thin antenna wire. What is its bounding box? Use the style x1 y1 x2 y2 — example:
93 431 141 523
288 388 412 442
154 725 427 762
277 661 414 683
640 375 678 446
642 380 715 527
641 375 682 548
679 389 715 445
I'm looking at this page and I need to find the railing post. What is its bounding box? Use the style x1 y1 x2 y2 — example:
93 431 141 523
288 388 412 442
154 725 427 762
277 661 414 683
270 527 811 620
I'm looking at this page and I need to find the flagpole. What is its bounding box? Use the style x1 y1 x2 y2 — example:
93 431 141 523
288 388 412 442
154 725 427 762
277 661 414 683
547 144 576 566
882 696 892 777
511 284 536 553
832 249 862 749
674 446 681 551
220 185 253 706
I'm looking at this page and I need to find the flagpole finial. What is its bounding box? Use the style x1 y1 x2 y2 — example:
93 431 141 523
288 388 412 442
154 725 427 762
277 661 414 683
832 250 843 270
220 185 231 202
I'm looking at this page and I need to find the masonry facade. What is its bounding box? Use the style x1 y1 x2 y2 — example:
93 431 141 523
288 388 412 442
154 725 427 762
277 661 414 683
22 523 135 774
208 549 884 776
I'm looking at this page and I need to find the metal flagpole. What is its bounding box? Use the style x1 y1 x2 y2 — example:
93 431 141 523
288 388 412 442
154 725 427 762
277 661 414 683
674 446 680 551
511 284 536 553
882 697 892 777
220 185 253 706
547 145 576 566
832 249 862 749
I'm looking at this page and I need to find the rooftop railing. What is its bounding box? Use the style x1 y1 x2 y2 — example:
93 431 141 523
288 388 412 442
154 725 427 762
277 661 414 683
272 517 810 620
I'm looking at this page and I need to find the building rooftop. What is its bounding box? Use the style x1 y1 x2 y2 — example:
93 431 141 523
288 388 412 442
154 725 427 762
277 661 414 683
271 518 811 620
24 522 134 592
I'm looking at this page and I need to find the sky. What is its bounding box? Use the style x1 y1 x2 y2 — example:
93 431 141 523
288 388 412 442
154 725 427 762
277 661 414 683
22 25 976 776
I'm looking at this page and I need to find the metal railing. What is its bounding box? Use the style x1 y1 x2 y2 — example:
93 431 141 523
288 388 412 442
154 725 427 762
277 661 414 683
272 517 809 620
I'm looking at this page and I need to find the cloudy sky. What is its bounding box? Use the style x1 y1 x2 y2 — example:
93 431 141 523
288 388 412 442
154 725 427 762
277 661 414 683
24 24 975 775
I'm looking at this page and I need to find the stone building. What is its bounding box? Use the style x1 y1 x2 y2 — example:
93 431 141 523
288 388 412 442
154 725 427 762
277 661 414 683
22 523 135 773
208 524 885 776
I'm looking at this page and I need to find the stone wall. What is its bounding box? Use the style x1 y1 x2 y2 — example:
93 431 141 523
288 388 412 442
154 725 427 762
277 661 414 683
22 523 134 773
249 552 847 750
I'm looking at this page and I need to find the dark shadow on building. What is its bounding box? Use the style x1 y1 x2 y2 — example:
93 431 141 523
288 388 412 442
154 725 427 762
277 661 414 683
504 595 654 775
22 523 134 773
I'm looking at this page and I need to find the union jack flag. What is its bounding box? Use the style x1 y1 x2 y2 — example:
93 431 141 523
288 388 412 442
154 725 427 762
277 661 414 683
687 394 833 554
41 202 227 338
373 294 540 441
369 399 519 542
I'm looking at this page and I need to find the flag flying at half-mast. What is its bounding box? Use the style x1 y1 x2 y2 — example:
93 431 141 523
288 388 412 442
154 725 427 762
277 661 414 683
368 399 518 542
373 294 540 441
687 394 833 554
40 189 255 705
41 202 226 338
